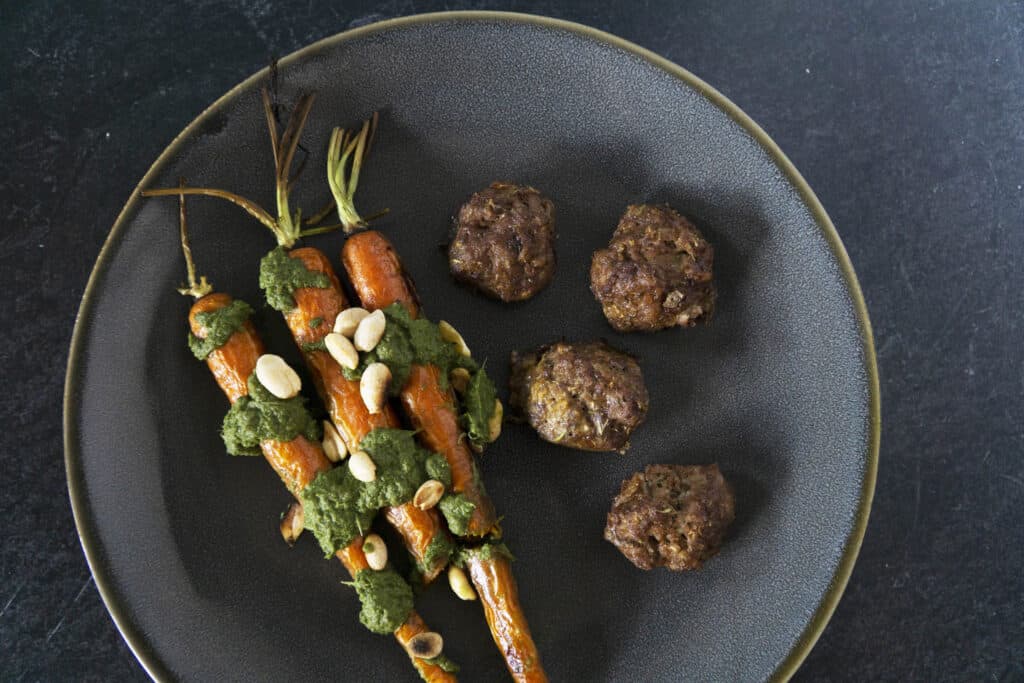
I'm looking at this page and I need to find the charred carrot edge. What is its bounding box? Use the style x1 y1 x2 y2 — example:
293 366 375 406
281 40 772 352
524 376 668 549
465 554 548 683
190 293 456 683
282 247 452 582
340 231 546 679
341 231 498 538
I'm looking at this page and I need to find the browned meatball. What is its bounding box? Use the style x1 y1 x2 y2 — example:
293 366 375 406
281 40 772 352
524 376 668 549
509 341 649 452
590 204 715 332
448 182 556 301
605 464 735 571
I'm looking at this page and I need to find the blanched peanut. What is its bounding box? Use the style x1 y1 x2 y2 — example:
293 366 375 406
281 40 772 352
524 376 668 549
449 367 471 395
447 565 477 601
438 321 471 357
325 332 359 370
255 354 301 399
413 480 444 510
321 420 348 462
363 533 388 570
360 362 391 413
333 307 370 337
353 309 386 351
488 399 504 442
279 502 304 545
348 450 377 482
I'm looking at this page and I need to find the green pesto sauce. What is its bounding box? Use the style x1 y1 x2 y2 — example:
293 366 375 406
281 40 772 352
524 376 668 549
462 367 497 445
455 541 514 568
438 493 476 537
423 655 460 675
220 374 320 456
258 246 330 312
300 428 438 556
187 299 253 360
417 528 455 574
301 339 327 353
350 567 414 634
342 303 476 396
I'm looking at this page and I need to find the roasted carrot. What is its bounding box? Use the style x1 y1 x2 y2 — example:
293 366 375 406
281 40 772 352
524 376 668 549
464 552 547 683
280 246 452 582
191 292 455 683
342 230 420 316
341 230 546 680
341 230 497 538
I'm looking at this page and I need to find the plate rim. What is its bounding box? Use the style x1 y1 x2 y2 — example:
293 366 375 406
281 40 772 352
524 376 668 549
62 10 881 682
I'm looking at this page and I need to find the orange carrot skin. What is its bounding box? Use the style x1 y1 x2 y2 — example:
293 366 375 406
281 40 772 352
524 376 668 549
464 555 547 683
342 231 420 316
191 294 455 681
280 248 452 581
402 364 497 537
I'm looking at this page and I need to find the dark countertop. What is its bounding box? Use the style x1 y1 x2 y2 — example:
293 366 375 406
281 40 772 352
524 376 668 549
1 1 1021 681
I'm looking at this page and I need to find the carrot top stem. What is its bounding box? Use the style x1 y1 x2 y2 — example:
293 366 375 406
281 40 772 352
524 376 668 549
175 178 213 299
327 112 383 232
141 89 379 247
261 87 316 246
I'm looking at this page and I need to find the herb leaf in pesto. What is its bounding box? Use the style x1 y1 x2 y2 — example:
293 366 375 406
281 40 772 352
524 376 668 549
259 246 330 312
463 368 497 445
221 374 320 456
350 567 414 634
187 299 253 360
438 493 476 537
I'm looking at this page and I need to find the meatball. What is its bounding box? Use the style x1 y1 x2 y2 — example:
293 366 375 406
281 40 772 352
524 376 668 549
448 182 556 302
590 204 715 332
509 341 648 452
604 464 734 571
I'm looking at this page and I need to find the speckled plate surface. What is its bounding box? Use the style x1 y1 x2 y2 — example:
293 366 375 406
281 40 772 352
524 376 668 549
64 12 878 682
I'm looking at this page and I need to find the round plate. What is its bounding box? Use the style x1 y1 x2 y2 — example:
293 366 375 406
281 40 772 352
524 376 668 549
64 11 878 682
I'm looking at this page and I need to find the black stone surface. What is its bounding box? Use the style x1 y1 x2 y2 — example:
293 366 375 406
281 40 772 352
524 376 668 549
0 1 1020 681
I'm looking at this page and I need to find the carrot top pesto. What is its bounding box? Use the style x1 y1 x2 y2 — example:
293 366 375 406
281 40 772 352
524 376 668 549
300 428 453 556
188 299 253 360
220 373 321 455
259 246 330 312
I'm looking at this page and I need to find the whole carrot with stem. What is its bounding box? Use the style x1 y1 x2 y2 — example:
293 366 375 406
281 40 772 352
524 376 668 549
173 187 456 682
341 229 547 683
342 231 498 538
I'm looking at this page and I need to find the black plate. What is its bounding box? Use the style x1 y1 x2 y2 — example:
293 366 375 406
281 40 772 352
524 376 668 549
64 12 879 682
